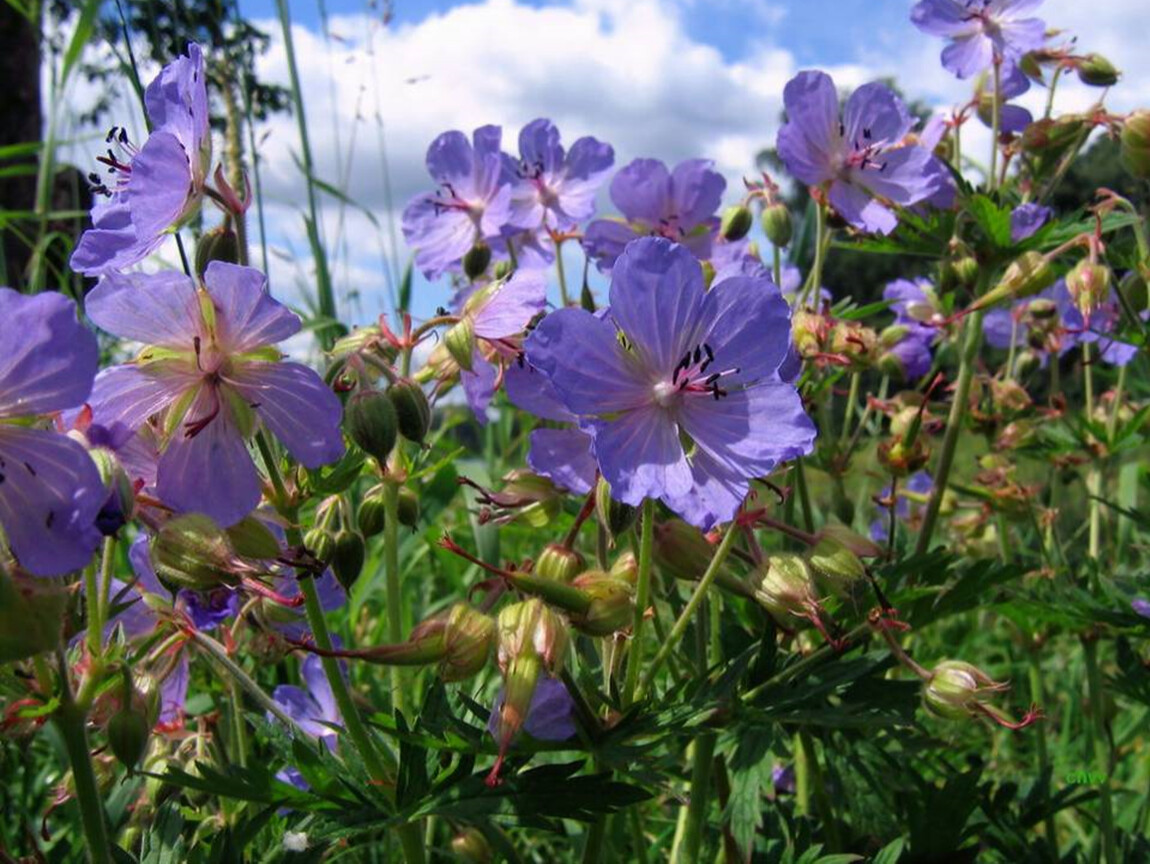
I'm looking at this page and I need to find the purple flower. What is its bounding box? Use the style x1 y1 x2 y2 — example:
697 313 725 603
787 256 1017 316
583 158 725 272
771 763 796 795
458 270 547 423
1133 599 1150 620
911 0 1047 79
979 62 1034 134
271 654 342 789
870 471 934 542
71 43 210 275
525 238 816 530
86 263 345 527
885 278 942 325
487 676 576 742
177 587 239 630
158 652 190 731
882 279 940 380
0 288 103 576
777 72 938 235
1064 288 1142 367
505 118 614 231
1010 202 1053 242
402 126 524 280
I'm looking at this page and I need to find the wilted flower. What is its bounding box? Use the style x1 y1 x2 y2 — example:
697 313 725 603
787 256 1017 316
0 288 103 576
72 43 210 275
911 0 1047 79
86 262 345 527
777 71 939 234
526 238 816 530
583 158 725 272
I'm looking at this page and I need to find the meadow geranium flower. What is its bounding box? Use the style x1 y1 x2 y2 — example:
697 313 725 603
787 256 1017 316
911 0 1047 79
582 158 725 272
777 72 938 235
505 118 614 231
402 126 525 279
271 654 341 789
72 43 210 275
1010 202 1052 242
86 262 345 527
487 676 576 742
870 471 934 542
0 288 103 576
525 238 816 530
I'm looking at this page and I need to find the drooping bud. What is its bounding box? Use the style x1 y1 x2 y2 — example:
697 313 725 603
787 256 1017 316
107 706 150 771
225 515 282 560
357 488 387 537
752 554 818 628
397 486 421 529
609 549 639 585
345 389 399 465
720 205 754 242
762 202 793 248
1077 54 1120 87
953 256 980 288
303 525 336 564
922 660 1008 721
151 514 238 591
570 571 634 636
807 536 867 599
595 476 638 546
463 242 493 280
974 251 1056 312
194 225 239 279
451 828 494 863
535 543 584 584
330 529 366 590
653 518 714 582
445 317 477 371
441 603 496 682
387 379 432 443
1065 260 1111 315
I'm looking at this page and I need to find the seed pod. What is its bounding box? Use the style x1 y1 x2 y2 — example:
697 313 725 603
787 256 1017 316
345 389 399 465
441 603 496 682
107 707 150 771
303 525 336 564
357 488 387 537
922 659 1007 721
330 529 366 590
720 205 753 241
1077 54 1120 87
975 251 1056 311
387 379 432 443
151 514 237 591
752 554 817 627
462 242 493 280
445 317 477 371
225 515 282 560
451 828 494 864
535 543 584 583
762 202 793 248
571 571 634 636
807 536 866 599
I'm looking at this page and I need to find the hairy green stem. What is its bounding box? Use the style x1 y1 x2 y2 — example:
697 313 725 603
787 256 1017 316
623 499 656 706
1082 637 1117 864
672 732 716 864
798 203 827 310
383 478 408 717
555 238 571 308
989 61 1001 190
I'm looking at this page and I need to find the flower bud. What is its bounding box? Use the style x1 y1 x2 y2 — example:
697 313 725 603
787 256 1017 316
879 324 911 350
303 525 336 563
445 317 477 371
570 571 634 636
595 476 638 545
357 488 387 537
814 524 883 559
0 568 68 663
1027 298 1059 320
1066 260 1111 314
397 486 421 528
496 598 569 676
752 554 817 627
953 256 980 288
330 529 366 590
225 515 282 560
463 242 493 280
193 225 239 279
107 706 150 771
1077 54 1120 87
387 379 432 443
451 828 494 863
151 514 237 591
89 448 135 537
345 389 399 465
535 543 584 583
610 549 639 585
720 205 753 242
441 603 496 682
762 202 793 248
653 518 714 582
493 259 514 281
976 251 1056 311
922 660 1007 721
807 536 866 599
1022 115 1087 155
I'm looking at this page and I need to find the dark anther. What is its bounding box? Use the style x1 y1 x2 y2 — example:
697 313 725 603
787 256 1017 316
863 127 872 140
24 461 35 476
45 510 55 529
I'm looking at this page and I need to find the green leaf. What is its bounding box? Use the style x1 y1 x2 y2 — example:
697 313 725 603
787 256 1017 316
968 195 1012 249
871 836 906 864
61 0 102 87
724 758 767 860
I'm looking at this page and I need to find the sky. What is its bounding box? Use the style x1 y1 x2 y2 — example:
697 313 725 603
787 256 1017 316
58 0 1150 340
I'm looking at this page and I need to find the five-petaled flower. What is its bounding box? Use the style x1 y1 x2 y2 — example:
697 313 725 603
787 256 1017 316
777 71 940 235
525 237 816 530
911 0 1047 79
72 43 210 275
86 262 345 527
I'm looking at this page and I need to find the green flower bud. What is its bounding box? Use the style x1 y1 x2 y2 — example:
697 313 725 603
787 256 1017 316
0 568 68 663
496 598 569 675
463 242 493 280
609 549 638 585
595 476 638 546
762 202 793 248
1066 260 1111 314
571 571 634 636
922 660 1007 721
815 524 883 558
357 488 387 537
807 536 866 599
879 324 911 350
720 205 753 242
451 828 494 863
330 325 394 361
107 707 150 771
225 515 282 560
330 529 366 590
1022 115 1087 155
493 259 514 281
1027 298 1059 320
387 379 432 443
975 251 1056 311
1077 54 1120 87
653 518 714 582
303 525 336 563
194 226 239 279
345 389 399 465
752 554 817 627
535 543 584 583
397 486 421 529
445 317 477 371
953 256 980 288
151 514 237 591
441 603 496 682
